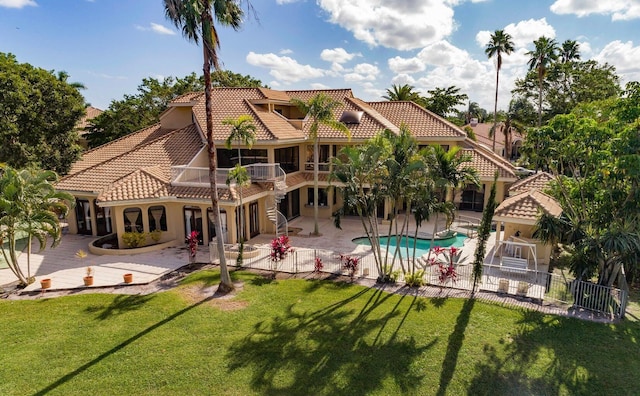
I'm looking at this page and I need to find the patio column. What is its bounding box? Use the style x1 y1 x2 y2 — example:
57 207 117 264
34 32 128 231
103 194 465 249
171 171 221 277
89 198 98 237
494 220 503 245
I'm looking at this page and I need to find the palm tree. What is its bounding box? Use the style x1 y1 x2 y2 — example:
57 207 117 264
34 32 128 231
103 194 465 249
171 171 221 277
498 99 528 160
165 0 246 293
0 166 72 285
225 164 250 266
383 84 425 106
485 30 515 151
560 40 580 63
526 36 559 127
291 93 350 236
223 114 256 257
425 145 479 259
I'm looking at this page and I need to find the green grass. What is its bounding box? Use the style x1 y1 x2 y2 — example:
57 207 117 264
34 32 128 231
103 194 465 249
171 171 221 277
1 269 639 395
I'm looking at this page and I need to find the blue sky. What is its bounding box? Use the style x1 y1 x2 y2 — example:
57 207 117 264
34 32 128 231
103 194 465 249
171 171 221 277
1 0 639 112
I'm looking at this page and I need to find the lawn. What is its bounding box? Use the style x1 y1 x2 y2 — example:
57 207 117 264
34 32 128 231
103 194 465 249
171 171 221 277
1 269 639 395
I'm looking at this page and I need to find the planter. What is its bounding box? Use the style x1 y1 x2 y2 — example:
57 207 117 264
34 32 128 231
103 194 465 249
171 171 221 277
123 273 133 284
40 278 51 289
83 276 94 286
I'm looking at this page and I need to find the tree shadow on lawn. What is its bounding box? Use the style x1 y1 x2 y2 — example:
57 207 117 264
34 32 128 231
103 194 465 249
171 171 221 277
226 287 436 395
84 294 155 320
34 294 215 396
466 310 640 395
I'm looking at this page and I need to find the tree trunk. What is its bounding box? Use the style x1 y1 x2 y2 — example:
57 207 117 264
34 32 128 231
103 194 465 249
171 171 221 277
202 24 233 293
537 74 543 127
312 138 320 235
237 145 244 245
492 67 499 151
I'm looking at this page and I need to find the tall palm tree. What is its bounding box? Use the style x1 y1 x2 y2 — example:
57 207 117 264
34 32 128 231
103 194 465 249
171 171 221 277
223 114 256 249
526 36 559 127
560 39 580 63
425 145 479 259
291 93 350 236
485 30 515 151
165 0 246 293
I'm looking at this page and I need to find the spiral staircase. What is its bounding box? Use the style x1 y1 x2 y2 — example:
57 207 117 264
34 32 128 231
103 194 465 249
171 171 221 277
265 166 288 237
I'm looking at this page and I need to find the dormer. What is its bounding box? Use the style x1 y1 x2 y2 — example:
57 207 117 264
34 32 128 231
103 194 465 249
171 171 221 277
160 92 202 130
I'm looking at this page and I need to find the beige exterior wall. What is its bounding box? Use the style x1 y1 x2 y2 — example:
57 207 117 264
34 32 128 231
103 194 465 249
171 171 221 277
160 107 193 130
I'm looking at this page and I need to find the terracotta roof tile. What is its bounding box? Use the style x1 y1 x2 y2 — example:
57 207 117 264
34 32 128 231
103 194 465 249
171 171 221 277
76 106 103 130
70 124 173 174
57 124 202 194
258 88 291 102
98 166 170 202
494 189 562 222
170 92 204 104
462 147 517 180
509 172 554 195
367 101 467 139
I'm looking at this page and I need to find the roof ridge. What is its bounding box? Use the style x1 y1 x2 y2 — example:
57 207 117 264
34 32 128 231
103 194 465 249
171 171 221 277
79 122 163 156
463 139 516 175
510 171 553 190
97 165 169 202
347 97 399 133
61 124 198 183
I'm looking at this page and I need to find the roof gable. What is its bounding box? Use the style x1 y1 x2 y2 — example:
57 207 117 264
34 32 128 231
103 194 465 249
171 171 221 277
494 189 562 223
509 172 554 195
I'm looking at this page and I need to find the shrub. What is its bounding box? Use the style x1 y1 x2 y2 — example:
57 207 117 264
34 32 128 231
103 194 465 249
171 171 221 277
314 256 324 272
186 231 199 262
122 231 147 248
340 254 360 279
149 229 162 243
428 246 460 284
377 264 399 284
270 235 293 262
404 270 425 287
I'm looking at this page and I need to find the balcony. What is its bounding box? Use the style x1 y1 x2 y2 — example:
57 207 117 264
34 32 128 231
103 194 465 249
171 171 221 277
171 164 285 188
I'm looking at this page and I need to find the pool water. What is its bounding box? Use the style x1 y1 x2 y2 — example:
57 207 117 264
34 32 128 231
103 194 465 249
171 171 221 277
352 234 467 258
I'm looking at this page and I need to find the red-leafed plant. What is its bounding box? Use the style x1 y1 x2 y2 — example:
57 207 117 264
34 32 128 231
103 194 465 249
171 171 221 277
186 231 199 263
340 254 360 279
270 235 293 262
314 256 324 272
428 246 461 284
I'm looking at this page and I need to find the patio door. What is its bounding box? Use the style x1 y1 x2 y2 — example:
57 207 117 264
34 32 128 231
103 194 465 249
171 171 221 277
183 206 204 245
75 199 92 235
249 202 259 238
94 202 112 236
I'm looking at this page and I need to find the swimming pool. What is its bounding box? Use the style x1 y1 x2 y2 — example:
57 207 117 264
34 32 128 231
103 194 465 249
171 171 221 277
352 233 467 258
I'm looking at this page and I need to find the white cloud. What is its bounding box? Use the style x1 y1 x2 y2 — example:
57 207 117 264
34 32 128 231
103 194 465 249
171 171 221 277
344 62 380 82
477 18 556 52
390 73 416 86
388 56 426 74
320 47 358 64
310 82 331 89
135 23 176 35
417 40 471 66
276 0 299 4
246 52 325 83
0 0 36 8
550 0 640 21
279 49 293 55
593 40 640 82
318 0 456 50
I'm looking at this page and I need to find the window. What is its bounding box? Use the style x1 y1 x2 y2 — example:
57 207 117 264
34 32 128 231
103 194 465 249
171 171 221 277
217 148 268 167
305 144 330 171
274 146 299 173
148 206 167 232
123 208 143 232
207 208 228 243
307 188 328 207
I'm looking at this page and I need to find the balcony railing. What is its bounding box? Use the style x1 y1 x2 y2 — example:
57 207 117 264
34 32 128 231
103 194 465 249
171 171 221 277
171 163 285 188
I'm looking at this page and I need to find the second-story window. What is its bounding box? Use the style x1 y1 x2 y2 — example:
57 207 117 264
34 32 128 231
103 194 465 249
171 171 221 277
305 144 330 171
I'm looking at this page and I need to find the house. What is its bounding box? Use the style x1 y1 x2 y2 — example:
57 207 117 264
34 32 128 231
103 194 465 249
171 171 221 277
75 106 103 149
464 119 524 161
56 88 517 251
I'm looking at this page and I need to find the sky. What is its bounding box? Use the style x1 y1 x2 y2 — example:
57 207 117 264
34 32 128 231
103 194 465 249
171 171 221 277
1 0 640 112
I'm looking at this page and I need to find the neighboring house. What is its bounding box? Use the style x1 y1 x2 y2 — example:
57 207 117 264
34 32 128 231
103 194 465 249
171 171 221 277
57 88 517 250
464 119 524 161
75 106 103 149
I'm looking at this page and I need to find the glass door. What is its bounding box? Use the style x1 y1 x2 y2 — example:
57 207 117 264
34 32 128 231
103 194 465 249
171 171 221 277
75 199 92 235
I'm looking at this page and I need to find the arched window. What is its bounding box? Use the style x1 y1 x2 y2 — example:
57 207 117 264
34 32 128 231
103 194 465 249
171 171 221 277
148 206 167 231
123 208 143 232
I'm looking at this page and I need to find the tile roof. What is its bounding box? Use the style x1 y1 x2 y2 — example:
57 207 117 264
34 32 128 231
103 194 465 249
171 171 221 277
465 122 525 148
509 172 554 195
494 189 562 223
191 88 304 141
98 166 170 202
69 124 174 174
461 147 517 180
58 124 203 195
170 92 204 104
76 106 103 130
367 101 466 139
168 183 267 202
258 88 291 102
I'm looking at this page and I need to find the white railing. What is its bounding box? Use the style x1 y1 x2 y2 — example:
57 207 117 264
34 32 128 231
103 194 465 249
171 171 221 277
171 163 286 188
212 243 628 320
171 166 230 187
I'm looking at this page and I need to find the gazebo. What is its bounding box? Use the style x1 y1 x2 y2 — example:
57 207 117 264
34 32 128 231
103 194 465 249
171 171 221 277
491 188 562 272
